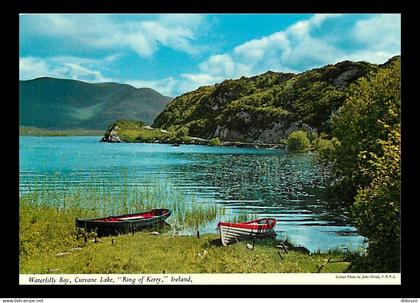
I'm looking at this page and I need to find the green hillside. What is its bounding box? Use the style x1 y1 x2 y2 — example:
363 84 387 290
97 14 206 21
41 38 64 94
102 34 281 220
19 77 172 129
152 58 390 143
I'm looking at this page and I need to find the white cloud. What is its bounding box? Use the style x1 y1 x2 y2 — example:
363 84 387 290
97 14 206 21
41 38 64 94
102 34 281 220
199 54 235 76
352 14 401 52
180 73 223 88
126 73 224 97
123 32 156 58
124 13 401 97
20 14 401 98
21 14 206 57
125 77 178 97
172 13 400 95
19 56 113 82
19 53 223 97
189 14 340 82
336 50 398 65
19 57 51 80
61 63 106 81
137 15 203 55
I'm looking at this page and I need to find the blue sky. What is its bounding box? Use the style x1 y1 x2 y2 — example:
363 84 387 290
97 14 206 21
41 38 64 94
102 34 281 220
19 14 401 97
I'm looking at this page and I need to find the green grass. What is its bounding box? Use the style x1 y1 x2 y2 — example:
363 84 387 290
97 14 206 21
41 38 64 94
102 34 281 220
21 234 350 274
119 127 174 143
21 175 225 232
20 175 353 274
20 190 350 274
20 204 350 274
19 126 104 136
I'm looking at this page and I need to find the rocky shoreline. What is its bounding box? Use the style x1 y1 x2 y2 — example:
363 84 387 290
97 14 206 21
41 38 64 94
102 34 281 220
100 124 285 149
101 135 285 149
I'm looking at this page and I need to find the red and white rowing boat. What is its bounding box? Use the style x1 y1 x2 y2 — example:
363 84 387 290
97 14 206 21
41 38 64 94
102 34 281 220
217 218 277 246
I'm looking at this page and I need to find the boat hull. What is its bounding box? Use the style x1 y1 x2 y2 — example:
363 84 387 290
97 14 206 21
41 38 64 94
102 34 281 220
218 218 276 246
75 208 172 236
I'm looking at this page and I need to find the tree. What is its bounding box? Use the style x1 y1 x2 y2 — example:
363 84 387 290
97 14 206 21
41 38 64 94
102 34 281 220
330 57 400 272
208 137 221 146
175 126 189 138
314 137 340 162
351 125 400 272
286 130 311 153
330 59 400 206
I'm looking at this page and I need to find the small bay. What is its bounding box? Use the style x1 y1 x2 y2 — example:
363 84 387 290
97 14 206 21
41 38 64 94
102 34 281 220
19 136 366 252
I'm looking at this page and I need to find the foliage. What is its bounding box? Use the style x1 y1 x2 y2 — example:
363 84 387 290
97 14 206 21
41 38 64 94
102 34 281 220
105 120 181 143
20 203 350 274
208 137 221 146
20 176 225 252
19 195 94 258
287 131 311 153
174 126 190 141
307 130 319 143
19 175 351 274
330 57 401 206
314 137 340 161
152 60 379 140
350 125 400 272
329 57 401 272
112 119 145 129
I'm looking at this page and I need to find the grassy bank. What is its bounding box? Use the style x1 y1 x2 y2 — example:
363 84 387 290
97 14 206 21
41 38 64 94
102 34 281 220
21 232 350 274
20 126 104 136
102 119 188 144
20 197 350 274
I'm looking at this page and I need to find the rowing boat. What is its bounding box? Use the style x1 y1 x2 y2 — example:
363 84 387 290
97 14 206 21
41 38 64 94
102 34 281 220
218 218 276 246
75 208 172 236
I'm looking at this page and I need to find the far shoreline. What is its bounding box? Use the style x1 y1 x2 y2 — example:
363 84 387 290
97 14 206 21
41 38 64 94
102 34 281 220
19 126 104 137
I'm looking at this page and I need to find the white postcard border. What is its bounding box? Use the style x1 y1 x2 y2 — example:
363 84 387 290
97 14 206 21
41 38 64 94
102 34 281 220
19 273 401 285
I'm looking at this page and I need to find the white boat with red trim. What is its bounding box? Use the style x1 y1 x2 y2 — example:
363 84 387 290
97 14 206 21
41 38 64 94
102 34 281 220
217 217 277 246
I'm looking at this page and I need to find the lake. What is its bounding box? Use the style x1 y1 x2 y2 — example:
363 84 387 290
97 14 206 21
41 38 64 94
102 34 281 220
19 136 366 252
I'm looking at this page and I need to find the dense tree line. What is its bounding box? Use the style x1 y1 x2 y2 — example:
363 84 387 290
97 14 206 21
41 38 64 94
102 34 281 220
285 57 400 272
328 57 401 272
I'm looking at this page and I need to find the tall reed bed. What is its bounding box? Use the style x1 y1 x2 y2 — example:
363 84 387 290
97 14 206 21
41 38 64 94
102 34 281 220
230 211 257 223
19 171 226 233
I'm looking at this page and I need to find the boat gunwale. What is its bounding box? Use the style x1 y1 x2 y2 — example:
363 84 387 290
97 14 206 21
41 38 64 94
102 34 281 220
218 217 277 230
76 208 172 224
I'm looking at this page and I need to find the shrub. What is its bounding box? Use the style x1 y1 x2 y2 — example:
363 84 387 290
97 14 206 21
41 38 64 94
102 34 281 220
331 58 401 204
208 137 221 146
315 137 339 161
175 126 189 138
307 131 319 143
286 130 311 153
350 126 400 272
330 57 400 272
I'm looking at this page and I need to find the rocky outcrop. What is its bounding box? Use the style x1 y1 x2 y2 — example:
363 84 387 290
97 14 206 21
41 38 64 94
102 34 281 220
101 124 122 143
214 121 316 144
333 69 362 90
101 118 289 149
151 57 399 144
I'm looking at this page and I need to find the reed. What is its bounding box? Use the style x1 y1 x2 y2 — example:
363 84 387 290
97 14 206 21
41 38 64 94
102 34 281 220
230 210 257 223
20 173 225 232
19 174 351 274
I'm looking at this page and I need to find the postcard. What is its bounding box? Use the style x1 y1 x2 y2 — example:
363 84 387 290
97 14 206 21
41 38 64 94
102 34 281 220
18 13 401 286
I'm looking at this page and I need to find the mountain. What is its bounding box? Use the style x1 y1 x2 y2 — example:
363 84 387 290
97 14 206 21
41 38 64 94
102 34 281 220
19 77 172 129
152 58 399 143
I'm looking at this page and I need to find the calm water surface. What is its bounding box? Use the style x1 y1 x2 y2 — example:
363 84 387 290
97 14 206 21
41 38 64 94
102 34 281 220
19 136 366 252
